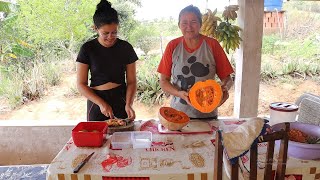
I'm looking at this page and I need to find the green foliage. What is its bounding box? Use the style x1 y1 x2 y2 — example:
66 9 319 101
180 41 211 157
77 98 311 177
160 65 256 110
113 0 141 40
43 61 61 86
284 36 319 60
0 1 11 13
0 2 24 64
11 44 34 58
284 1 320 13
137 37 160 55
281 60 298 76
0 69 24 108
261 2 320 82
128 19 180 55
16 0 97 45
261 62 278 81
21 63 46 101
296 60 320 77
0 54 63 108
0 0 143 109
129 22 160 54
151 18 181 37
262 35 280 54
136 55 165 105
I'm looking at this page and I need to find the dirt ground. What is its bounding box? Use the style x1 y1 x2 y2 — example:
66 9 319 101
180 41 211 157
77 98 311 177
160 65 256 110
0 73 319 121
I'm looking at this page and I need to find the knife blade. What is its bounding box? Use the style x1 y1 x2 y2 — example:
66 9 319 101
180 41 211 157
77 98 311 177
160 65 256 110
73 152 94 173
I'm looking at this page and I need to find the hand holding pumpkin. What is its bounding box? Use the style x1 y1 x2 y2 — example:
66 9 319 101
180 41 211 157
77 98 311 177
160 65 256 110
189 79 223 113
218 89 229 107
177 90 191 105
218 76 233 107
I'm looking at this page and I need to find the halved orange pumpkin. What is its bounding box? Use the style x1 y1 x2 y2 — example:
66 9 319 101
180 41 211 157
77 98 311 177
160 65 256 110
189 79 222 113
158 107 190 131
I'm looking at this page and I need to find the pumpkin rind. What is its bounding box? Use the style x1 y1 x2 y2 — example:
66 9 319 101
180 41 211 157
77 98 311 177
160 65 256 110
189 79 222 113
158 107 190 131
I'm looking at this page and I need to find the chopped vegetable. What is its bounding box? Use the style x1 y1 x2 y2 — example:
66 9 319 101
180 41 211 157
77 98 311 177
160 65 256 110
288 128 320 144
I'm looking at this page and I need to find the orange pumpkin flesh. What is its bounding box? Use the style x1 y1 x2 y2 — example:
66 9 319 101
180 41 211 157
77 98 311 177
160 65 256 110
189 79 222 113
158 107 190 131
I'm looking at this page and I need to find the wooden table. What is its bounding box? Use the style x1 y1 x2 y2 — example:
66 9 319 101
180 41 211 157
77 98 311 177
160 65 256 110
46 119 320 180
46 120 220 180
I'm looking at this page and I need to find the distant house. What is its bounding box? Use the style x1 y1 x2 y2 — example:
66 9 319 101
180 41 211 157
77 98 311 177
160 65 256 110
263 0 285 34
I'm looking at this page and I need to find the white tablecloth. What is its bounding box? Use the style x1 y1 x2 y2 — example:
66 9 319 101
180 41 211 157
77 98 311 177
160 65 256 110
47 119 320 180
46 120 221 180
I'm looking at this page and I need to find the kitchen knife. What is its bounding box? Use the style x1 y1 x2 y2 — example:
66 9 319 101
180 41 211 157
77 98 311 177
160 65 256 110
73 152 94 173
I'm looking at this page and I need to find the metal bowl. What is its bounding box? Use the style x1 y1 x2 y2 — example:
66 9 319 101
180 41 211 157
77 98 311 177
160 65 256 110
271 122 320 160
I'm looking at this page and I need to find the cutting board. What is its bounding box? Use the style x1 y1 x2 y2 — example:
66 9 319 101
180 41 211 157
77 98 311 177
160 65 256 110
158 120 213 134
107 121 134 134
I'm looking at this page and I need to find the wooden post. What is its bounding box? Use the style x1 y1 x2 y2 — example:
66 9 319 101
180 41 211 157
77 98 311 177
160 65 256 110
234 0 264 118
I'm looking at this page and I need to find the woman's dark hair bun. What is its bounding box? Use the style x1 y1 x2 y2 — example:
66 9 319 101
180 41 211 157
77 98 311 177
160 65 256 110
96 0 112 11
93 0 119 27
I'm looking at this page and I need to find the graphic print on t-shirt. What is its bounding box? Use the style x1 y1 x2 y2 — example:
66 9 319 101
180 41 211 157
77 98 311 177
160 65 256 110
178 55 210 104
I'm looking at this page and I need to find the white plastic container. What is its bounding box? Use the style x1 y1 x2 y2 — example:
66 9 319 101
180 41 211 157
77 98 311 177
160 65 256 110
111 131 152 149
269 102 299 125
111 132 132 149
132 131 152 149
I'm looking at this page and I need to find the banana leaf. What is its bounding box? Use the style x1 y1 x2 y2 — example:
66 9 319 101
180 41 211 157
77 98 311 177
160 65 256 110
12 44 34 58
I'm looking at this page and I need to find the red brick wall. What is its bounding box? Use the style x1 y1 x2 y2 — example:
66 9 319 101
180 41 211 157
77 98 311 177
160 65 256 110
264 11 285 33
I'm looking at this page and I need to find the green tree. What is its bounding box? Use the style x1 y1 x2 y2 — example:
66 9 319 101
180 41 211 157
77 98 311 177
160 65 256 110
129 22 160 54
0 1 32 65
112 0 141 40
13 0 141 54
15 0 98 53
0 1 11 13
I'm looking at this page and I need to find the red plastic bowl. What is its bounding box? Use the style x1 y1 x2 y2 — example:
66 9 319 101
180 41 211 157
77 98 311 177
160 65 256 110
72 122 108 147
272 122 320 160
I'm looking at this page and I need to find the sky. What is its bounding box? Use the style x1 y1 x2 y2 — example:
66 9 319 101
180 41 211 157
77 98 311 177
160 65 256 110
135 0 237 21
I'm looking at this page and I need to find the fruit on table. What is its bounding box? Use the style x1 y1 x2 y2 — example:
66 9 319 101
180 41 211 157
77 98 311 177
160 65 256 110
106 119 126 127
189 79 222 113
158 107 190 131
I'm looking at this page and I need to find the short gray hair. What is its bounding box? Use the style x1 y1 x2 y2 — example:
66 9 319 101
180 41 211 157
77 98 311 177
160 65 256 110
178 5 202 26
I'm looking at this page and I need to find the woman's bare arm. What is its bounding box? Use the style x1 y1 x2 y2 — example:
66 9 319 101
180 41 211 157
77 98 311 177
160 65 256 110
159 74 191 105
76 62 113 117
125 62 137 119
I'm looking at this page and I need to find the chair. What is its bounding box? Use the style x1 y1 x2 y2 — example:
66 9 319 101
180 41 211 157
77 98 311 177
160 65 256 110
214 123 290 180
295 93 320 126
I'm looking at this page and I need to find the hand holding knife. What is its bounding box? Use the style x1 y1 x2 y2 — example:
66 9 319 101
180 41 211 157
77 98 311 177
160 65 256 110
73 152 95 173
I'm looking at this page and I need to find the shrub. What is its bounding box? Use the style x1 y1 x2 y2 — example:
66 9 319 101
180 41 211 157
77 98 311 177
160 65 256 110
43 61 61 86
136 54 166 105
262 35 281 54
0 74 24 108
261 62 278 81
281 60 298 76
